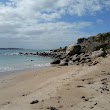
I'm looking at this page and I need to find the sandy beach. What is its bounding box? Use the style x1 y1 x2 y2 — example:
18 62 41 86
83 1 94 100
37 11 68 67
0 55 110 110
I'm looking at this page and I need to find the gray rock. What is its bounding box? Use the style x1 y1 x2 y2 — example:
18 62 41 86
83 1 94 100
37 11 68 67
60 54 66 59
54 54 62 58
91 48 105 59
86 59 92 63
66 44 81 55
74 61 79 65
72 55 80 62
59 59 68 66
80 56 87 61
30 100 39 104
92 60 99 65
19 52 23 55
50 59 60 64
68 60 74 65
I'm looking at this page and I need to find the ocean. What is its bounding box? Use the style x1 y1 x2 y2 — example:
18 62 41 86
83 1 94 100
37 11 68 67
0 49 52 75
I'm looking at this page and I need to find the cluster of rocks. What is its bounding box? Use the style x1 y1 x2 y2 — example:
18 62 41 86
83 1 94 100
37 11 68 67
18 47 67 58
50 44 106 66
19 51 56 57
19 32 109 66
50 32 110 66
19 43 106 66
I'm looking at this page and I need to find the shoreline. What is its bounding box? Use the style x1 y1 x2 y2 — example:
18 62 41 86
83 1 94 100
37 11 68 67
0 55 110 110
0 64 51 81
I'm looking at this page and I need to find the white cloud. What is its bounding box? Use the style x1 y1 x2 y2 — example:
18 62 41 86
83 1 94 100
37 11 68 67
1 0 110 21
0 0 110 48
96 19 104 24
0 21 92 48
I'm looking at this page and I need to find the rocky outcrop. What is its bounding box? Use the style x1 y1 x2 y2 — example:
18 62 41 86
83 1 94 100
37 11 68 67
19 32 109 67
77 32 110 54
50 49 105 66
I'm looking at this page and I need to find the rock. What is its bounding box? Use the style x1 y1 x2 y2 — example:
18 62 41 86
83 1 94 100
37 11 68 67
80 56 87 61
60 54 66 59
50 59 60 64
77 85 85 88
80 60 86 64
81 96 85 99
72 54 80 62
19 52 23 55
92 61 99 65
90 106 94 109
91 48 105 59
54 54 62 59
84 98 89 101
94 103 97 105
74 61 79 65
59 59 68 66
66 44 81 55
30 100 39 104
33 53 37 55
86 59 92 63
47 107 58 110
68 60 74 65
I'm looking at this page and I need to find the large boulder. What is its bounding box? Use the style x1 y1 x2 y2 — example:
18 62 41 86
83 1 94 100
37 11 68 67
50 59 60 64
66 44 81 55
91 48 105 59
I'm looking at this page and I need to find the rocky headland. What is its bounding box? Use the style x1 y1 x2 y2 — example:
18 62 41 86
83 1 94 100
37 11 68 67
19 32 110 66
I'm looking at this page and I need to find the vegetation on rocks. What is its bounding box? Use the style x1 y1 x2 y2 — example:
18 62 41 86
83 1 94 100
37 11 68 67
77 32 110 53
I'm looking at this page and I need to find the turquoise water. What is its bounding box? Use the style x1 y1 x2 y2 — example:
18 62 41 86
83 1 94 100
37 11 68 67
0 49 52 73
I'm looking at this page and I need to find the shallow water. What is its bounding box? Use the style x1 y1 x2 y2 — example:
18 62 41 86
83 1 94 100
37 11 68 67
0 49 52 74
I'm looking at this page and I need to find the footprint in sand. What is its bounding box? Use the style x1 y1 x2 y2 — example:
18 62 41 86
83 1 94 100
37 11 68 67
0 101 11 108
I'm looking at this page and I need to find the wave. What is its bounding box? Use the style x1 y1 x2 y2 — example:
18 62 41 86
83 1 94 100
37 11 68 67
0 66 16 72
34 63 50 67
0 63 50 73
0 53 19 56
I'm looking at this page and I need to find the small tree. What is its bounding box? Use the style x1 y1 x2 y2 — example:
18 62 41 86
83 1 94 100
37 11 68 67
77 38 87 44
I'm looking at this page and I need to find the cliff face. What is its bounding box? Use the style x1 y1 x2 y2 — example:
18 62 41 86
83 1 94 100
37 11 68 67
77 32 110 53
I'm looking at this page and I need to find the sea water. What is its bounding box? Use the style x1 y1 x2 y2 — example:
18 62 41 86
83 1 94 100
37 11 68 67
0 49 52 75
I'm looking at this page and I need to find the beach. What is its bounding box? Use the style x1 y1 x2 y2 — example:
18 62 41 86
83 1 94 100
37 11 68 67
0 55 110 110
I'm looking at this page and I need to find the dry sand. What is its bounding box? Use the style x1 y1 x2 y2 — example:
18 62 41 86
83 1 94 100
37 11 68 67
0 55 110 110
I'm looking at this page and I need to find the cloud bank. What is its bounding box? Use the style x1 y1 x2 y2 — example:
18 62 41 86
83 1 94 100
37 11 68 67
0 0 110 49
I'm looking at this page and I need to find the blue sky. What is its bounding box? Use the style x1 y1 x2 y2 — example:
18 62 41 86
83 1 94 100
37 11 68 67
0 0 110 49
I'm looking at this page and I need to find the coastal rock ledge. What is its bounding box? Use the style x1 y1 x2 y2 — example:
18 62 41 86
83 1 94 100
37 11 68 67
19 32 110 66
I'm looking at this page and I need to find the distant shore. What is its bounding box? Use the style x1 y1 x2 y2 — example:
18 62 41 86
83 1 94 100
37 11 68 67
0 48 24 50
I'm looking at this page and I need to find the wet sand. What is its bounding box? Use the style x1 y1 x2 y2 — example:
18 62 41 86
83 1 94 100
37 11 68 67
0 55 110 110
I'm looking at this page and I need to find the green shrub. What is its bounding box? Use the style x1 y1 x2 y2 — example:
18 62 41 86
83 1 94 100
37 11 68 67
77 38 87 44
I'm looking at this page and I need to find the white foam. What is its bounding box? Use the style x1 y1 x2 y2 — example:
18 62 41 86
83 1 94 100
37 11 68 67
34 63 50 67
0 53 19 56
0 66 16 72
0 63 50 73
4 53 19 56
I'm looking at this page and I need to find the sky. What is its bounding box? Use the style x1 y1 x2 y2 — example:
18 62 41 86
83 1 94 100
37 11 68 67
0 0 110 49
